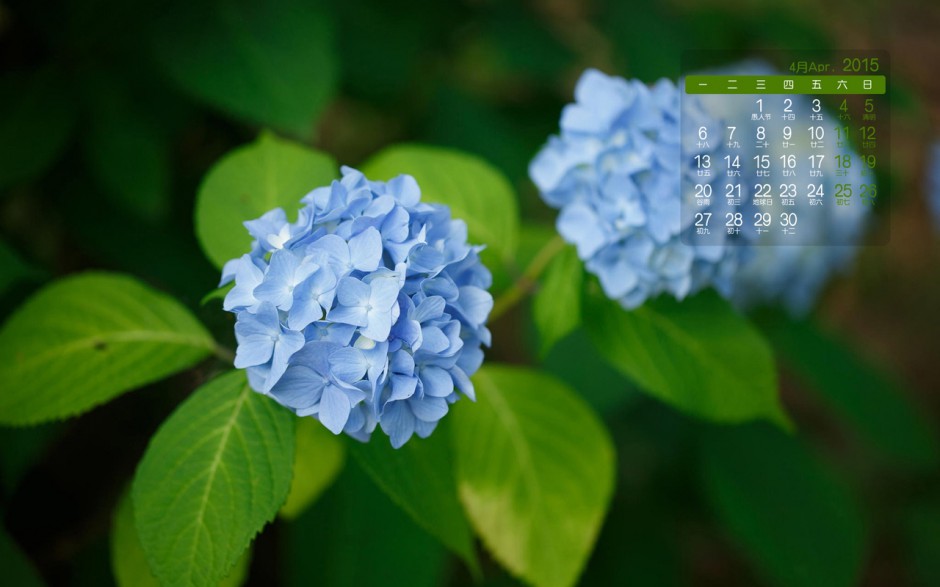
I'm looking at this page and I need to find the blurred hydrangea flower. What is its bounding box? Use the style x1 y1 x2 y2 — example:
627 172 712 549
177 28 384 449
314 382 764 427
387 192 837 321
928 141 940 232
221 167 493 448
529 69 739 309
532 66 873 316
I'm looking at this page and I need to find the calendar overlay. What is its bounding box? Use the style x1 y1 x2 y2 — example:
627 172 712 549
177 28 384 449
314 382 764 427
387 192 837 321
680 51 889 246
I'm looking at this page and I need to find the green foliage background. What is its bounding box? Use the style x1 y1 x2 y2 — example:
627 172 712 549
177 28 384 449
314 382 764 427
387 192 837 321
2 0 940 586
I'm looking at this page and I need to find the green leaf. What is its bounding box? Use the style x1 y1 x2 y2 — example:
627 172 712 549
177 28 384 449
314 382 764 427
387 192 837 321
700 423 867 587
132 370 294 587
112 492 250 587
151 0 337 136
195 132 337 269
280 417 345 520
452 365 615 587
758 311 939 469
361 143 520 272
0 272 215 425
0 527 43 587
542 329 641 416
348 421 479 575
533 244 582 356
0 67 76 190
584 288 788 426
283 464 447 587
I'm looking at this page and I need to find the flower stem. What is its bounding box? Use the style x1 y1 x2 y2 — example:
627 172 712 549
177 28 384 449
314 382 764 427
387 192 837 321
489 234 566 322
212 343 236 365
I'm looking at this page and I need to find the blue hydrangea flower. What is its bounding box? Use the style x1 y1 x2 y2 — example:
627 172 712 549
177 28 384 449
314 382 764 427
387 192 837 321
221 167 493 448
533 65 873 316
530 69 739 309
928 141 940 232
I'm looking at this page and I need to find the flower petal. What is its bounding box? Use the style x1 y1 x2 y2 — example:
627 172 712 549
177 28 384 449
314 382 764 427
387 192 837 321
380 401 416 449
348 227 383 272
319 385 351 434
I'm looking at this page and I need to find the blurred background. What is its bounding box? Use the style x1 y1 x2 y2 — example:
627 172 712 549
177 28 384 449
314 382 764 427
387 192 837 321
1 0 939 585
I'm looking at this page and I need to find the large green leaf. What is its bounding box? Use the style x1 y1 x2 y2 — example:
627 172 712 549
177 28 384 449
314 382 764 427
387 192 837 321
0 272 215 425
151 0 337 136
348 421 479 574
111 492 250 587
283 464 446 587
361 144 519 272
700 423 867 587
132 371 294 587
452 365 615 587
280 417 345 520
0 67 75 190
758 311 938 469
195 132 337 268
533 244 582 356
542 329 642 416
584 287 788 426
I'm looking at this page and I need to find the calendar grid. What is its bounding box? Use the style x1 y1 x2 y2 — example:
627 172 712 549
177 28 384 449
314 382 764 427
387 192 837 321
680 51 889 246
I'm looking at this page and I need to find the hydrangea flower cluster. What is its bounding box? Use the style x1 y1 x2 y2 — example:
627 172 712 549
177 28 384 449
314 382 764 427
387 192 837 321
532 66 873 315
529 69 739 309
221 167 493 448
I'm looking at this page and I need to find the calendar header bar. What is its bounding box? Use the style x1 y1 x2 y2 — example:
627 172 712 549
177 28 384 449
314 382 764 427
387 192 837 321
684 75 886 95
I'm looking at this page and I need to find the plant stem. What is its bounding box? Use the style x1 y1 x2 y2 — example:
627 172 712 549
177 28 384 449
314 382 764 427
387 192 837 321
212 343 236 365
489 234 566 322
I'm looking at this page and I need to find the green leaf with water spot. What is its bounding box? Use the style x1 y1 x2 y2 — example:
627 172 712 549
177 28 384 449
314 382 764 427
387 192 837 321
0 272 214 426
